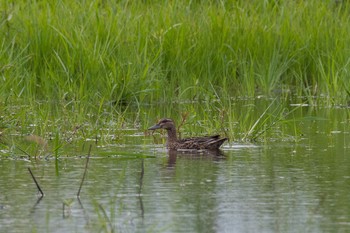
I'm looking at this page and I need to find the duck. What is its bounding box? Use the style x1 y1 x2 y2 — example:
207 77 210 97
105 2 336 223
148 118 228 150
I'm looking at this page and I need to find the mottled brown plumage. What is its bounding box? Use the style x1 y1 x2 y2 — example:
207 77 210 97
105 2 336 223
148 118 228 150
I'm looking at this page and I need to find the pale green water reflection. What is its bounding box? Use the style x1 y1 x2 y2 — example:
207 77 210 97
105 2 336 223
1 135 350 232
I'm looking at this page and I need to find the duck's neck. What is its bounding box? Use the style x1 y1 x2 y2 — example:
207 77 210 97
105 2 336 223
166 127 178 144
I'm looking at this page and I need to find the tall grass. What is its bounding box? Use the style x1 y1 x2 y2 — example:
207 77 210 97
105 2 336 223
0 0 350 145
1 0 350 102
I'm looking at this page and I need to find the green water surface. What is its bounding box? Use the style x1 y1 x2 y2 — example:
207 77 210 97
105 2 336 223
1 101 350 232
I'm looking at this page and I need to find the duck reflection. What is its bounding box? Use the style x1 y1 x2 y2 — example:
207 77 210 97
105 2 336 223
167 149 226 168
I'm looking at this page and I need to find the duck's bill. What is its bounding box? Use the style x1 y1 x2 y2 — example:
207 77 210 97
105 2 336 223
148 124 161 130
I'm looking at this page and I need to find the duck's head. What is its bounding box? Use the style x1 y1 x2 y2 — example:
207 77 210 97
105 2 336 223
148 118 175 131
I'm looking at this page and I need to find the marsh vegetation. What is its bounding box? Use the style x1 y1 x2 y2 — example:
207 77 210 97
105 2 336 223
1 0 350 150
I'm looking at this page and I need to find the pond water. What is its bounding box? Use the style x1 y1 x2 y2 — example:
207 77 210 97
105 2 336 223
1 104 350 232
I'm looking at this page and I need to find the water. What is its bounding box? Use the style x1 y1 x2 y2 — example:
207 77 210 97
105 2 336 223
1 138 350 233
1 104 350 232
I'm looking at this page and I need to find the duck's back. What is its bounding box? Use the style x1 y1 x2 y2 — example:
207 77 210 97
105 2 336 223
173 135 227 150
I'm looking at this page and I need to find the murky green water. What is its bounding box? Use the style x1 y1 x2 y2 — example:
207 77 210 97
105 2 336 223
1 103 350 232
1 142 350 232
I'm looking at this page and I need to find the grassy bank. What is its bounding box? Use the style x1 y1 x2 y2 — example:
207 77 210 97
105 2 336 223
0 0 350 148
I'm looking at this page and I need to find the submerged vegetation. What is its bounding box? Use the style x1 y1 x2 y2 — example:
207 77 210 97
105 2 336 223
0 0 350 153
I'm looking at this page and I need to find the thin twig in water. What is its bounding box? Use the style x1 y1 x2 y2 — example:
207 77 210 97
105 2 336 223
139 159 145 218
177 112 189 139
178 112 189 130
98 204 114 233
77 144 92 197
17 146 32 160
28 167 44 197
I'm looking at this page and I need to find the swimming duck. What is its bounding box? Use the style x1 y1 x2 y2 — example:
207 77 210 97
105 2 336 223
148 118 228 150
